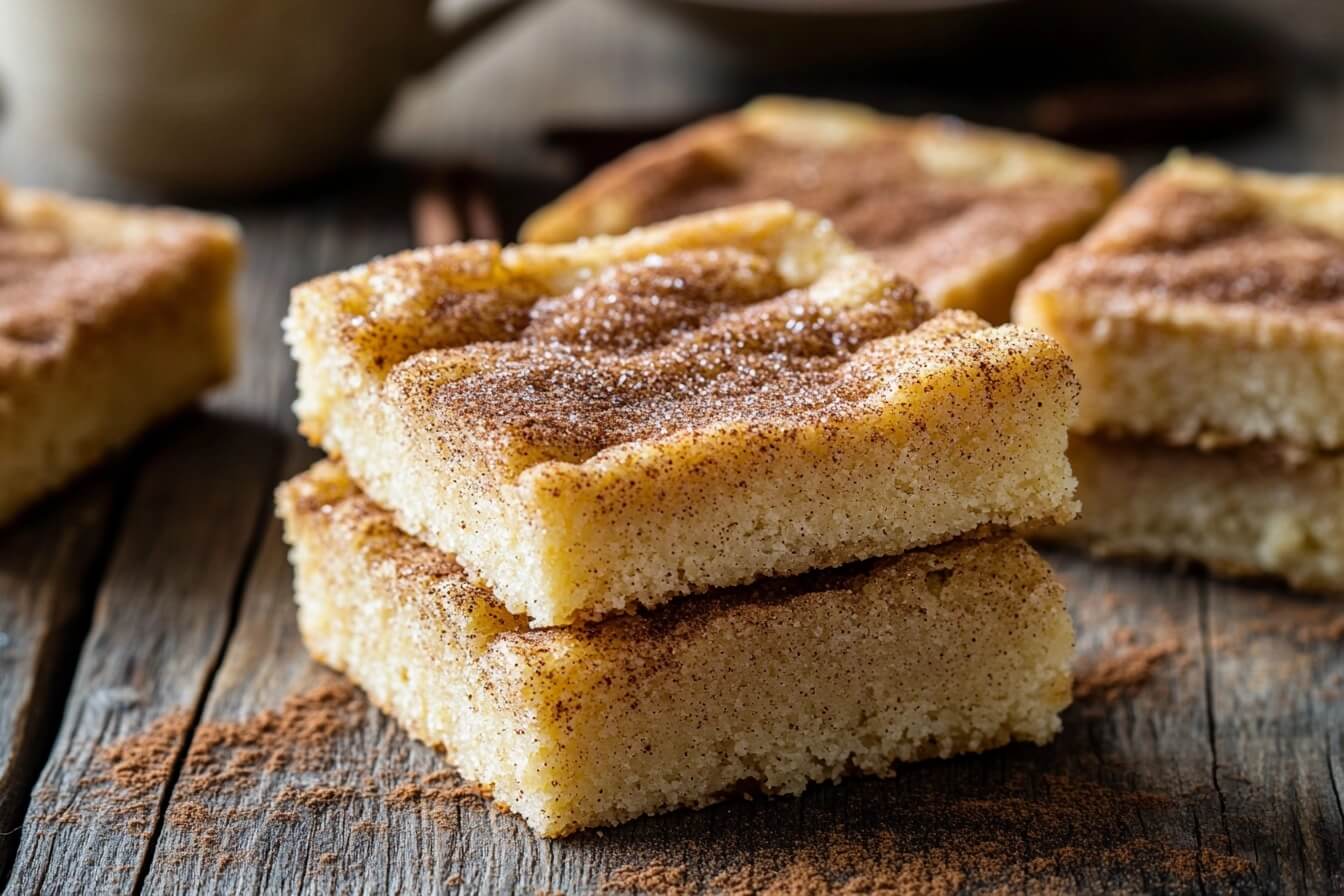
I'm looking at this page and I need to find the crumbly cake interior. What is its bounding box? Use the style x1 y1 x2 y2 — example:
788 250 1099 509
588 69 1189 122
1015 156 1344 450
522 98 1122 322
0 185 237 522
1046 435 1344 592
279 462 1076 837
289 203 1080 626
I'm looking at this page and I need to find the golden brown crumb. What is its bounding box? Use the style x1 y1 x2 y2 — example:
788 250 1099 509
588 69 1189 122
1043 434 1344 592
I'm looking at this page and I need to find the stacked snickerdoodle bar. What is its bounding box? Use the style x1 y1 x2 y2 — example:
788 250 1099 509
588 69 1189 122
279 201 1081 836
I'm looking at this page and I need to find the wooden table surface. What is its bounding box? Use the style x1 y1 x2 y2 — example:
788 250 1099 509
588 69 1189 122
2 1 1343 893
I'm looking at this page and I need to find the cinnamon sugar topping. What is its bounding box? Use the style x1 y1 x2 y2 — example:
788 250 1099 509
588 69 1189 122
0 225 68 284
1038 177 1344 314
603 132 1105 289
414 247 927 457
0 186 236 362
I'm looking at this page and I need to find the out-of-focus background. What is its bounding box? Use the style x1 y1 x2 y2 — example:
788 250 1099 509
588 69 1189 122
4 4 1344 894
1 0 1340 203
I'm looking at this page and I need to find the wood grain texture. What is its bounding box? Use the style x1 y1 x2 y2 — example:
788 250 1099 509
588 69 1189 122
1203 577 1344 893
2 413 275 895
0 470 127 885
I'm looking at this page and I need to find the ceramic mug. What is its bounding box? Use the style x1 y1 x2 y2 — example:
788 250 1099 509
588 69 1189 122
0 0 526 193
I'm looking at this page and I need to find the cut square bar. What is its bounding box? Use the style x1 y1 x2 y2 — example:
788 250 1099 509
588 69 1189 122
278 461 1076 837
1043 435 1344 592
287 203 1079 626
1016 154 1344 451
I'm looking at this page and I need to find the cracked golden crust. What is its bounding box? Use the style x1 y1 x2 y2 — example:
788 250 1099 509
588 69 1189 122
520 97 1121 322
290 201 929 469
0 184 240 380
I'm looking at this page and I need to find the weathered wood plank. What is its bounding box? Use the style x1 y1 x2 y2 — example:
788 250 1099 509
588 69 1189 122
1203 577 1344 893
1 413 275 895
0 469 128 886
139 181 438 895
137 440 456 896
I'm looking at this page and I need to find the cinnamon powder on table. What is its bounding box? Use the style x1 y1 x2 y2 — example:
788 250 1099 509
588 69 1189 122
599 861 695 896
593 770 1255 895
71 670 1262 894
33 709 194 836
385 772 493 829
1240 597 1344 646
1072 633 1184 703
599 819 1252 895
65 679 495 874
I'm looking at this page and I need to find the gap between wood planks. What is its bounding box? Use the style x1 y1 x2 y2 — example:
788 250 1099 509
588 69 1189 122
1196 582 1236 876
126 438 287 895
0 455 141 890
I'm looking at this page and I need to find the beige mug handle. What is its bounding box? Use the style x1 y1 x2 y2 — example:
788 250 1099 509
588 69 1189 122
413 0 535 73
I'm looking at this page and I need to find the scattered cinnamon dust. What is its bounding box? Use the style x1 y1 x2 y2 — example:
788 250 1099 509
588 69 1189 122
51 680 501 874
35 709 196 837
595 773 1254 894
1239 599 1344 646
38 651 1269 894
600 861 694 896
179 682 367 792
1073 633 1183 703
385 771 493 830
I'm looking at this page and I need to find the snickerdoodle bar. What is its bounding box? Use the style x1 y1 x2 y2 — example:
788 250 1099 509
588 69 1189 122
279 461 1076 837
287 203 1079 626
0 183 237 523
523 96 1121 323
